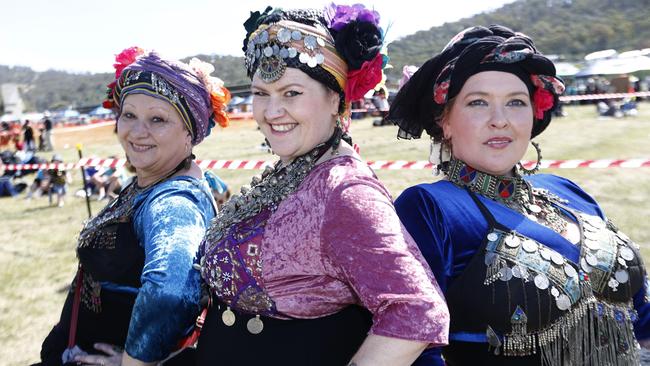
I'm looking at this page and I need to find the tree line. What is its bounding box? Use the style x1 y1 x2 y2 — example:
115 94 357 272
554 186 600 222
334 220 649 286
1 0 648 112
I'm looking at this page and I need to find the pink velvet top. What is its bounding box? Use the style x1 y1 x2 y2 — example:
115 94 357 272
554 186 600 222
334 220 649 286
203 155 449 345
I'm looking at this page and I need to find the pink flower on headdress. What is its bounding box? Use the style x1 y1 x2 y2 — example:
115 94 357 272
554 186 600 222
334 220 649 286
325 3 380 31
399 65 418 90
533 87 554 120
345 53 383 102
103 46 144 109
113 46 144 79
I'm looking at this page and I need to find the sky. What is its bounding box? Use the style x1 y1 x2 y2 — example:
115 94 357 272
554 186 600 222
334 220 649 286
0 0 516 74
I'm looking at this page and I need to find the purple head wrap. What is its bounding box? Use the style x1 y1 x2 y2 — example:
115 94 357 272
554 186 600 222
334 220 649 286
112 52 214 145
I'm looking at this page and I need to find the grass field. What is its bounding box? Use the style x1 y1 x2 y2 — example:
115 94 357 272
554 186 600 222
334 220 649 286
1 103 650 365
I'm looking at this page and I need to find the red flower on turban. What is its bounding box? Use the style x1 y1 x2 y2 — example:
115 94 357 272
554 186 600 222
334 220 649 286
533 87 554 120
345 53 383 103
113 47 144 79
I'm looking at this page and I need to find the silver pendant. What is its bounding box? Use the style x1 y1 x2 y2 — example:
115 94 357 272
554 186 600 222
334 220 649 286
528 204 542 213
550 252 564 266
564 264 577 278
585 253 598 267
499 267 513 281
555 294 571 311
277 28 291 43
512 265 525 278
534 273 550 290
580 257 593 273
247 315 264 334
540 248 552 261
522 239 537 253
550 287 560 297
615 269 629 284
505 235 520 248
222 307 236 326
619 247 634 261
616 231 630 242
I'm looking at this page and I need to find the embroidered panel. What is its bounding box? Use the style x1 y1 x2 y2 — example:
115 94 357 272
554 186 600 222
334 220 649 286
202 209 276 316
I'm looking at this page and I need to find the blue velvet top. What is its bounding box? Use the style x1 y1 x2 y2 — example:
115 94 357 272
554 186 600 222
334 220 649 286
395 174 650 366
102 176 215 362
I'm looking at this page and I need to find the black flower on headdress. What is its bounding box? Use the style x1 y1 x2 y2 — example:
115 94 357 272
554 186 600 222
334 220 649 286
242 6 274 52
332 20 382 70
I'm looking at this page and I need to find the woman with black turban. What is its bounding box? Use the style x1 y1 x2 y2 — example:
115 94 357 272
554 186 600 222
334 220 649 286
389 25 650 365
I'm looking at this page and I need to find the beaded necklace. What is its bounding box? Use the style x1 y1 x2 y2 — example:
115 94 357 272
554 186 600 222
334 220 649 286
446 158 569 235
202 128 342 252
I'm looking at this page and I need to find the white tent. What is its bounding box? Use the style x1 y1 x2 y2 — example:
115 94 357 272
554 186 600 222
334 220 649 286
22 112 44 121
228 96 245 106
0 114 21 122
554 62 580 77
575 56 650 77
88 105 113 117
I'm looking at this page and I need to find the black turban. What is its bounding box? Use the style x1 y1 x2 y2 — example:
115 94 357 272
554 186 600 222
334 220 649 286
388 24 565 140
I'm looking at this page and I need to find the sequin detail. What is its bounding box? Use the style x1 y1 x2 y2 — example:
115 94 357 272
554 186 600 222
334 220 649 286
202 210 276 316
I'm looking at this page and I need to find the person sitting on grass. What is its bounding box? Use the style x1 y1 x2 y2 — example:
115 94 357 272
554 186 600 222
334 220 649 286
47 154 71 208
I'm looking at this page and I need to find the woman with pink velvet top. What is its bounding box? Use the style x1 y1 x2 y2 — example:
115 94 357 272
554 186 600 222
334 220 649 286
194 4 449 366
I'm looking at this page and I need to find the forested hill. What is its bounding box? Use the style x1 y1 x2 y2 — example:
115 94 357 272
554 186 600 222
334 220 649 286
2 0 648 112
0 55 248 112
387 0 650 79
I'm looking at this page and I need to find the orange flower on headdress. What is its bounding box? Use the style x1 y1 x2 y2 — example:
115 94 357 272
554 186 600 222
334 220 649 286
189 58 231 128
211 87 231 128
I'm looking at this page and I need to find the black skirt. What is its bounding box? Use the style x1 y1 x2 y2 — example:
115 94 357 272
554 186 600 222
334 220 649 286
196 303 373 366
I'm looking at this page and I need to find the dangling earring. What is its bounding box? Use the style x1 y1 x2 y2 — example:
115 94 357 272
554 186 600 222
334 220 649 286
331 118 343 154
518 141 542 175
429 137 452 176
264 138 273 154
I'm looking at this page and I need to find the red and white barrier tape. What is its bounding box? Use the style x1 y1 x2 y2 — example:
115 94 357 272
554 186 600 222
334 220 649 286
3 158 650 171
559 91 650 102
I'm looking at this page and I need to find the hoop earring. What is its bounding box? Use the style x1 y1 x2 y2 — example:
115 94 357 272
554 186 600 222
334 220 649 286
518 141 542 175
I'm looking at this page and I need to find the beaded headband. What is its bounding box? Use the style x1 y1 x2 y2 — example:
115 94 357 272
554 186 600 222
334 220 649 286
244 19 348 89
114 70 196 137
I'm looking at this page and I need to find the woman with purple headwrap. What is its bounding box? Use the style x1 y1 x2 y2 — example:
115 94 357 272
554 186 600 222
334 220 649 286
35 48 230 366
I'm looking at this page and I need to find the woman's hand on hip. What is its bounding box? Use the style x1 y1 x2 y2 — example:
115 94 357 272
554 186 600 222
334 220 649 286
73 343 123 366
